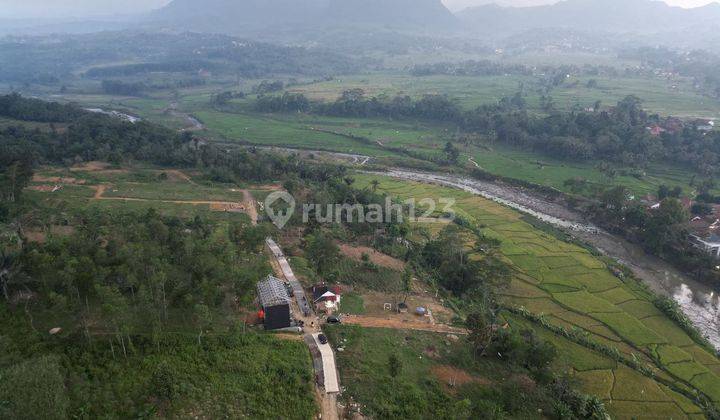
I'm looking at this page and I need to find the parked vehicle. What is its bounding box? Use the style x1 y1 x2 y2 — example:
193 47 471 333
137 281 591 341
327 315 342 324
318 334 328 344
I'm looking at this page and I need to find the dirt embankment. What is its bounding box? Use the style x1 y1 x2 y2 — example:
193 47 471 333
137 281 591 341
338 244 405 271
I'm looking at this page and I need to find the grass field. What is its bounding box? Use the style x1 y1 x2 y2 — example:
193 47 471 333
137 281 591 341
324 325 557 419
466 143 699 198
353 173 720 416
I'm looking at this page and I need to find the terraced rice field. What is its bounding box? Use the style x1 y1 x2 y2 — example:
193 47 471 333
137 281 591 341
354 173 720 418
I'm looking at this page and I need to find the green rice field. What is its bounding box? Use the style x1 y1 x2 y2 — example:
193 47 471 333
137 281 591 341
353 173 720 418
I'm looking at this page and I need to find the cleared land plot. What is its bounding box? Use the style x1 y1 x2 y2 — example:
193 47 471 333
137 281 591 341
24 166 255 223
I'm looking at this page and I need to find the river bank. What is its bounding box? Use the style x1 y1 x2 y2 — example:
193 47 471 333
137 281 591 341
373 168 720 350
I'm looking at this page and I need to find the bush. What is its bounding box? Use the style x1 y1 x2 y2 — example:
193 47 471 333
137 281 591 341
0 355 69 420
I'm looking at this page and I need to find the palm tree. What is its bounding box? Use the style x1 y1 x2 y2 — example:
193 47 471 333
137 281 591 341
371 180 380 193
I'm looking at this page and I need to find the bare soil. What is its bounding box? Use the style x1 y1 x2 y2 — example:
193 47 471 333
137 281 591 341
338 244 405 271
431 365 490 393
27 185 57 192
32 175 86 185
69 161 128 174
162 169 196 185
341 314 467 334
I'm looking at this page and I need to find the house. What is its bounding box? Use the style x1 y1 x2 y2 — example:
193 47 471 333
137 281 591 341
689 217 720 258
695 119 715 132
648 197 692 211
646 125 666 137
257 275 292 330
312 284 342 313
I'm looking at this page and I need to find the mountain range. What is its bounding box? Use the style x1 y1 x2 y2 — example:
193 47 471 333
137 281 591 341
457 0 720 36
151 0 457 33
147 0 720 45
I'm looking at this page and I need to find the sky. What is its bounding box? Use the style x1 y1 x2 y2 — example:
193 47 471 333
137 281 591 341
443 0 719 11
0 0 717 19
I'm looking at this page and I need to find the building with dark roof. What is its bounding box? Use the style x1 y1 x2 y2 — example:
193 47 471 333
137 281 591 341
257 275 292 330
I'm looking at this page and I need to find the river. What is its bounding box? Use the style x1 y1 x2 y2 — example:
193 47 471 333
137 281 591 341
372 168 720 350
84 108 141 123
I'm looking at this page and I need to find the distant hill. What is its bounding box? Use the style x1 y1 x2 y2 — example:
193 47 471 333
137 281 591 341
151 0 457 33
457 0 720 36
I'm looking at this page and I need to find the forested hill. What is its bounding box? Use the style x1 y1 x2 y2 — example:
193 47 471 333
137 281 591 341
151 0 457 33
0 32 359 85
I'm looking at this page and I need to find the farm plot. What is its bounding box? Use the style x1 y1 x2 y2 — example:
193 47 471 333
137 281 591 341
194 110 401 157
24 166 258 223
353 173 720 414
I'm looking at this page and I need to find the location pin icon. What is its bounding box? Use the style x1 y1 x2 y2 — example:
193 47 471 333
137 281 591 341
264 191 296 229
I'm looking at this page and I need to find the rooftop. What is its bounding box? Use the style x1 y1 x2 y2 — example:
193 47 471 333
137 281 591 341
257 275 291 308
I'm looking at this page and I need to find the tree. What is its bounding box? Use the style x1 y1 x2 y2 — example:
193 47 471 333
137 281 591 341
642 198 689 255
0 227 22 302
443 142 460 165
194 303 212 345
0 160 33 204
370 179 380 193
466 312 493 356
691 202 712 216
401 268 412 304
306 232 340 276
151 361 179 402
388 354 402 378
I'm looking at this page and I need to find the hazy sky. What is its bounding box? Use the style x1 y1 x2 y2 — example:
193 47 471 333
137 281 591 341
0 0 717 18
442 0 719 11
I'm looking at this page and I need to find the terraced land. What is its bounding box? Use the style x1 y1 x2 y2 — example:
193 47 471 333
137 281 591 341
354 173 720 418
23 164 267 223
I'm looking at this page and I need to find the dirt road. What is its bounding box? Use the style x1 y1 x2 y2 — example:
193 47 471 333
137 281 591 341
342 315 468 335
241 190 258 225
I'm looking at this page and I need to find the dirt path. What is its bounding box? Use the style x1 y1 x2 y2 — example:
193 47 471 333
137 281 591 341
468 157 480 168
241 190 258 225
165 169 197 185
318 392 339 420
342 315 468 335
93 185 106 199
